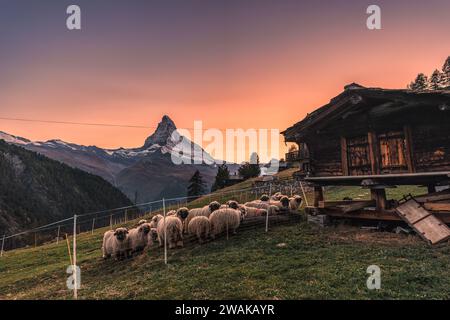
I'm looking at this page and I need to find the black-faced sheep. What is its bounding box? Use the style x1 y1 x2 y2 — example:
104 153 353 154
156 216 184 249
128 222 153 254
289 195 303 211
102 227 130 260
269 196 290 211
209 208 242 239
260 194 270 201
188 216 211 244
184 201 221 232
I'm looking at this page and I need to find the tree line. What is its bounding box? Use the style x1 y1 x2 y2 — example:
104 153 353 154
408 56 450 91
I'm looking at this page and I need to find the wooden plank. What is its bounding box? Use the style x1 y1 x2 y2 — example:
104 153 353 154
318 200 374 208
340 137 349 176
403 125 416 173
424 203 450 212
395 199 450 245
340 200 376 213
371 188 387 210
415 191 450 203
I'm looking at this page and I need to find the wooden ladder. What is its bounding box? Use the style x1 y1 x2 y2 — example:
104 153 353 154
396 194 450 245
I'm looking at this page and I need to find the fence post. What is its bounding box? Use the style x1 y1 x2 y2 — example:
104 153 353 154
110 214 113 229
265 208 269 233
290 184 293 196
1 234 5 257
269 183 272 197
299 180 309 207
56 225 61 245
125 209 128 223
91 218 95 235
163 198 167 265
73 215 78 300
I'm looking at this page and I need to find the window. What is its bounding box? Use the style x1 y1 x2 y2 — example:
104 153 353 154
346 135 371 175
377 131 407 172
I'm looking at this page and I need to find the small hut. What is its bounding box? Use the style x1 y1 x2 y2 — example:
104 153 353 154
282 84 450 243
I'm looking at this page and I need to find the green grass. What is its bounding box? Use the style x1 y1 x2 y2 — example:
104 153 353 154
0 170 445 300
1 219 449 300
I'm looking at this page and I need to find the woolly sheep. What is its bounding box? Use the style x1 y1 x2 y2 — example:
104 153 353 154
156 216 184 249
137 219 147 226
188 216 211 244
184 201 221 232
102 227 130 260
243 206 268 218
166 210 177 216
269 196 290 211
149 214 164 229
209 208 242 239
270 192 283 201
260 194 270 201
289 195 303 211
128 222 153 254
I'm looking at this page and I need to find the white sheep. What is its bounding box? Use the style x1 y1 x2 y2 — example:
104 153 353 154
269 196 290 211
128 222 153 254
149 214 163 229
166 210 177 216
102 227 130 260
188 216 211 244
260 194 270 201
184 201 221 232
209 208 242 239
242 206 268 218
244 201 279 215
270 192 283 201
156 216 184 249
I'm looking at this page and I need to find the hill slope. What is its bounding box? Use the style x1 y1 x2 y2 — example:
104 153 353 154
0 140 132 236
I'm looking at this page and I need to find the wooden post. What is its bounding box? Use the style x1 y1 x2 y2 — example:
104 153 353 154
265 208 269 233
340 137 349 176
66 234 73 265
56 225 61 245
368 131 380 175
91 218 95 235
1 234 5 257
125 209 128 223
371 188 387 211
313 186 324 208
163 198 167 265
427 185 436 194
73 214 78 300
403 125 416 173
110 214 113 229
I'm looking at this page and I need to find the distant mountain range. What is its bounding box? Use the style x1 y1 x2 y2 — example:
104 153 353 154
0 116 238 203
0 140 132 236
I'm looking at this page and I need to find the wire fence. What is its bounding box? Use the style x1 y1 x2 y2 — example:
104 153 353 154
0 177 314 298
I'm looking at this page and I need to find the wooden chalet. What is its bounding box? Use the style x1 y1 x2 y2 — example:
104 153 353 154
282 84 450 244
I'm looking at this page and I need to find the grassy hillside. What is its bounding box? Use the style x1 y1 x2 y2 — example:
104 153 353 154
0 167 442 300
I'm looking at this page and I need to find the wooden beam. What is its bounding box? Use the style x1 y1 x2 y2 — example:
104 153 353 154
318 200 374 208
424 203 450 212
340 137 349 176
403 125 416 173
340 200 376 213
367 131 380 175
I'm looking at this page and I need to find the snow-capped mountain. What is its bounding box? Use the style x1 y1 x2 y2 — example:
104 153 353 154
0 116 223 202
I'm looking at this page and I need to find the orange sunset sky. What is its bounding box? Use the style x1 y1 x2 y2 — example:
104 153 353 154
1 0 449 162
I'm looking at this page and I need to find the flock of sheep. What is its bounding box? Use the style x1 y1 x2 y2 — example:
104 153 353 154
101 192 303 260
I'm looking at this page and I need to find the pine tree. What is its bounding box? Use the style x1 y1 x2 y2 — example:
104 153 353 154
187 170 206 199
429 69 445 90
238 152 261 179
409 73 429 91
442 56 450 88
211 163 230 192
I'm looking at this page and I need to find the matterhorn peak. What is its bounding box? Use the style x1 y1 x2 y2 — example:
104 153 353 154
143 115 177 148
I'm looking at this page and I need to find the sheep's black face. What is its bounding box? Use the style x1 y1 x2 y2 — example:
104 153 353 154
295 196 303 204
260 195 270 201
141 224 150 234
177 208 189 220
228 201 239 210
114 228 128 241
280 197 290 207
209 201 221 212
